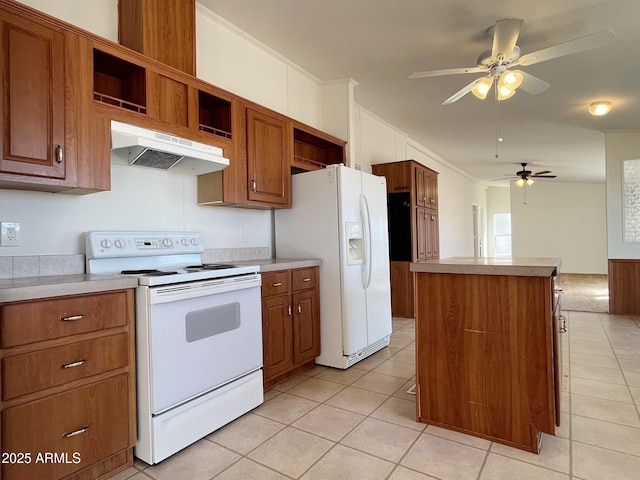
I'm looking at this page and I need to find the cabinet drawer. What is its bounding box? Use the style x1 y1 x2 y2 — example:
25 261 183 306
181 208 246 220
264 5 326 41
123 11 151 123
2 333 128 400
292 267 317 291
1 291 128 348
261 271 290 297
2 374 131 480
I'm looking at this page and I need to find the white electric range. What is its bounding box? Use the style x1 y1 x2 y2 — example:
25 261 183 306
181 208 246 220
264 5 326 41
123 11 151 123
85 231 264 464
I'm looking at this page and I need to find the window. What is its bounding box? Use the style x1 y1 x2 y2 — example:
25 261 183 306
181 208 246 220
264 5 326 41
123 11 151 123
494 213 512 256
623 158 640 243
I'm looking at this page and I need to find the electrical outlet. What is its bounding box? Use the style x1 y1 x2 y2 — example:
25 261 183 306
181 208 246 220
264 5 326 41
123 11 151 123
240 227 249 243
0 222 21 246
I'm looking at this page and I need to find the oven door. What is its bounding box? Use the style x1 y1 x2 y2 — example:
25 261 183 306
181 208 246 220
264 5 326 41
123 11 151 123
138 274 262 414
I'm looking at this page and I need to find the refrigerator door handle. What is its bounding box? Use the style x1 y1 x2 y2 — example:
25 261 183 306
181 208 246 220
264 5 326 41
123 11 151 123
360 194 373 289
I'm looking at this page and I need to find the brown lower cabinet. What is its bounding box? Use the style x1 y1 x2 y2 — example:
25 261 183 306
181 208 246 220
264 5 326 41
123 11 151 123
414 271 562 453
0 289 136 480
261 266 320 390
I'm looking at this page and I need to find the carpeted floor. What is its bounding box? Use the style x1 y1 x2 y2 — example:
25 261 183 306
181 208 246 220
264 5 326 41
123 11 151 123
557 273 609 313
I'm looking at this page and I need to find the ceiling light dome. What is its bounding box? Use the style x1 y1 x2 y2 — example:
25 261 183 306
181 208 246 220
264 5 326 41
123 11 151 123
589 101 612 116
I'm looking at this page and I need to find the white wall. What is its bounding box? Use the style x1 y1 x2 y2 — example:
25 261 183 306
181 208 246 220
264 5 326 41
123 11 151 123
196 5 322 128
0 165 271 256
605 131 640 259
16 0 118 41
486 187 511 257
511 181 607 273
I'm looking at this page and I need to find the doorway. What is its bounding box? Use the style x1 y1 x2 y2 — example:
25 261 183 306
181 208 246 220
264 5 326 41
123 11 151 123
472 204 483 257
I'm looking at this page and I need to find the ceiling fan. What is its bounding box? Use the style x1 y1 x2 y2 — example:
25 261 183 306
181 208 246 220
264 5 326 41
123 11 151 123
496 162 557 186
409 18 615 105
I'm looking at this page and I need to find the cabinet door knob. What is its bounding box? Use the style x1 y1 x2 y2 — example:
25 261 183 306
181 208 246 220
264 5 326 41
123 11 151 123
250 179 257 192
287 305 292 316
60 314 85 322
297 303 302 314
55 145 64 164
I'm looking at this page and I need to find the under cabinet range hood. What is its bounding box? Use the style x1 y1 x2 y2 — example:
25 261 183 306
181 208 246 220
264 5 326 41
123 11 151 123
110 120 229 175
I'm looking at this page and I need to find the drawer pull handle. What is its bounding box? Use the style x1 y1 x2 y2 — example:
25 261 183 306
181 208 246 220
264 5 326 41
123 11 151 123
63 426 89 438
60 315 85 322
302 277 311 282
272 282 282 287
62 359 86 369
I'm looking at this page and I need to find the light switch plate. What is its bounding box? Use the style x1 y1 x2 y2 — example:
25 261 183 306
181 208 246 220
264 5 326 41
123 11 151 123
0 222 21 246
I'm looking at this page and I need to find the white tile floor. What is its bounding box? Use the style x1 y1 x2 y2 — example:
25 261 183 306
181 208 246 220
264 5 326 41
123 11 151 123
114 311 640 480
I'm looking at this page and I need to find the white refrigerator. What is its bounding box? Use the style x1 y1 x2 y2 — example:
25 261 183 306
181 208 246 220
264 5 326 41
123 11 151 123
275 164 392 369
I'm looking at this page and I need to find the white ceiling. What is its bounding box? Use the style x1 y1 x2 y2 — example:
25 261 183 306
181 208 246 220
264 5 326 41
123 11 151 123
197 0 640 184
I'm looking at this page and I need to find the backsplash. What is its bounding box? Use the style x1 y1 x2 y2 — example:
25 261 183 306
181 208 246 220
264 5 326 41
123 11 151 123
0 254 85 279
202 247 271 263
0 247 271 279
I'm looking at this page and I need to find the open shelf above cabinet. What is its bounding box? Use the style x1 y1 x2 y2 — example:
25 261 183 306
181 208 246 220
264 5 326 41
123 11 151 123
93 49 146 114
198 91 232 140
292 126 345 173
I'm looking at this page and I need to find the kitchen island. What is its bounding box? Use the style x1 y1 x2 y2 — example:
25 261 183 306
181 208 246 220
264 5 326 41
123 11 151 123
410 257 563 453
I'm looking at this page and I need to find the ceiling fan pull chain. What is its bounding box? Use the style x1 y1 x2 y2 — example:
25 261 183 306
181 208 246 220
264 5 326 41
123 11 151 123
495 84 501 158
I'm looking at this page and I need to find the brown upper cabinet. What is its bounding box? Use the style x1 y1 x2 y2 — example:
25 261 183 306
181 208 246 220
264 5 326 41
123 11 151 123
246 108 292 207
0 10 66 181
118 0 196 76
0 4 110 193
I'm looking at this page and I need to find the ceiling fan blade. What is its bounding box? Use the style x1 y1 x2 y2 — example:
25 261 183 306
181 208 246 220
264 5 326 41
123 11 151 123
531 170 552 176
519 29 615 67
514 70 550 95
492 176 517 181
441 79 478 105
491 18 523 61
533 175 557 178
409 66 485 79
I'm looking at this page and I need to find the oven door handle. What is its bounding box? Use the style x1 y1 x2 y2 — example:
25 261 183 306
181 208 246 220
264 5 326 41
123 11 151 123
148 274 261 304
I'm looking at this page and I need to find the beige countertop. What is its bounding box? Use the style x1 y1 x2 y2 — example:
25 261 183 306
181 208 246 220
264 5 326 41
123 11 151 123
410 257 561 277
233 258 321 272
0 258 320 303
0 275 139 303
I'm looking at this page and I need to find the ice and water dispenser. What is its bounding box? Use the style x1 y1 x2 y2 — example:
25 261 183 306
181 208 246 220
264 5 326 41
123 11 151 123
345 222 364 265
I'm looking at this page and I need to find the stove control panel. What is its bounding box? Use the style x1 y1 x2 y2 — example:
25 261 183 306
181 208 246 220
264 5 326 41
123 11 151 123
86 231 204 259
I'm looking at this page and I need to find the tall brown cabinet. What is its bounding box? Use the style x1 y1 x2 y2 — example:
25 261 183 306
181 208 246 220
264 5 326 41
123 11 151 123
372 160 439 318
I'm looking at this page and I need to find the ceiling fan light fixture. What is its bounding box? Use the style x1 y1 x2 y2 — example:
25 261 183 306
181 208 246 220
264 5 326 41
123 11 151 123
472 77 493 99
589 101 612 116
516 178 525 187
497 82 516 101
526 178 534 186
501 71 523 89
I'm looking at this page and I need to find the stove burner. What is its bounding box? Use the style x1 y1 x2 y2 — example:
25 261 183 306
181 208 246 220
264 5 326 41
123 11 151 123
184 264 237 271
121 269 178 276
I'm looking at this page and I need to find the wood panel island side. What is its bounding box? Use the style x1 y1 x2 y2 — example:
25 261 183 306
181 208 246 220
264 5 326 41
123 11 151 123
410 257 564 453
